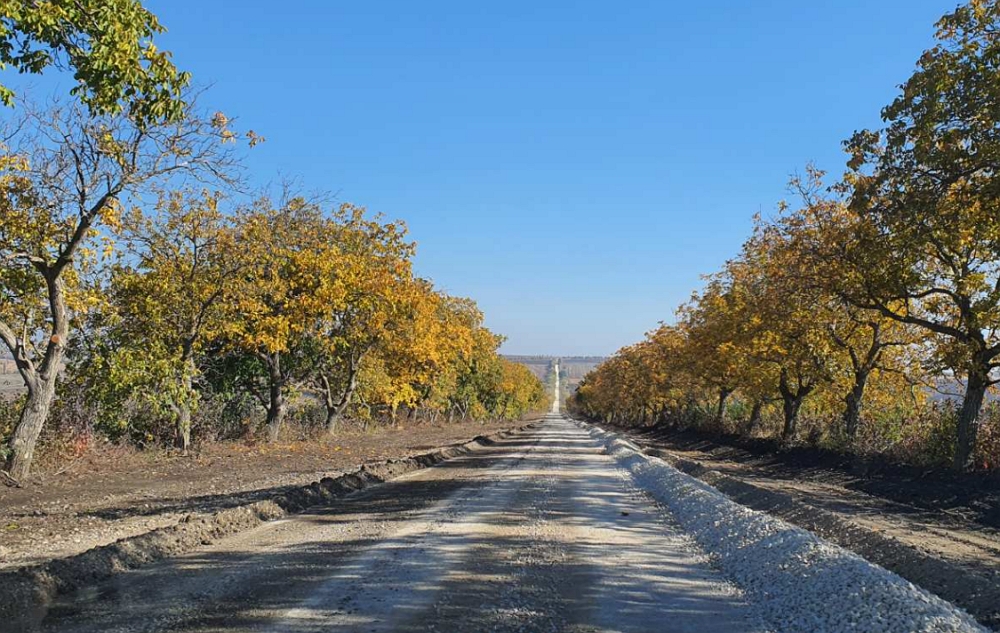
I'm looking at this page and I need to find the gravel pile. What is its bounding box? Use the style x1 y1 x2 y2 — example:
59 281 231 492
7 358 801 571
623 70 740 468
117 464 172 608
583 423 987 633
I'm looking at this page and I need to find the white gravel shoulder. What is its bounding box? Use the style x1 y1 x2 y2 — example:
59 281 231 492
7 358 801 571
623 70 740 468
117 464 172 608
582 422 988 633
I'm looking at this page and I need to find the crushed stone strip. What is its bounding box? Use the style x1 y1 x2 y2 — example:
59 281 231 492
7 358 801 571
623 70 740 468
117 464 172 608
580 421 988 633
633 440 1000 630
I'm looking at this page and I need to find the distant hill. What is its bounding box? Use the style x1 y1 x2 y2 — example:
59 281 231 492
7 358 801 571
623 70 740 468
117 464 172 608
502 356 606 391
503 355 606 363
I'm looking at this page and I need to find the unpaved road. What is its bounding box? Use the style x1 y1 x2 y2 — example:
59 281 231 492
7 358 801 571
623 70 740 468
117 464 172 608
37 415 762 633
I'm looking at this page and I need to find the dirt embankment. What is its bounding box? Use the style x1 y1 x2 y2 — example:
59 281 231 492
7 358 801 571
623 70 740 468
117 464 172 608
0 418 533 571
618 424 1000 630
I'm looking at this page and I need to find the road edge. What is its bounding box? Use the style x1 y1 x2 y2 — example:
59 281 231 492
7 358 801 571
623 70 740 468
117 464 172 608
575 418 988 633
628 436 1000 630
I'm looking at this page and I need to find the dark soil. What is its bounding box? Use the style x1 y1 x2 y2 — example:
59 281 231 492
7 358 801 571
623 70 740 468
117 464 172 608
633 425 1000 528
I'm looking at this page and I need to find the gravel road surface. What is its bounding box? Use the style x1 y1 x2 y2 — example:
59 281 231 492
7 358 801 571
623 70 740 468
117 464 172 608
36 415 762 633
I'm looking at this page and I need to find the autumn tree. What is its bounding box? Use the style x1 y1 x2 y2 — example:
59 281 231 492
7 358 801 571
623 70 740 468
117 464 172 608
676 280 753 426
0 0 190 123
88 190 243 453
0 102 238 482
306 204 414 433
843 0 1000 468
437 297 496 421
404 290 477 420
772 168 925 441
727 221 840 440
350 278 445 419
571 326 690 428
226 198 347 440
632 327 689 425
337 278 543 425
493 359 546 419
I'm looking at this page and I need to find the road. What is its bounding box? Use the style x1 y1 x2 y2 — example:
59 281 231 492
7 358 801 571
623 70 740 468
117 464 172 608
552 360 561 413
39 416 763 633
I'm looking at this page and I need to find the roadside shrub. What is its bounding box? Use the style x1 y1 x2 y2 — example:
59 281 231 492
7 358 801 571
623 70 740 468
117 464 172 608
883 404 957 468
190 389 260 443
613 394 1000 472
0 394 24 462
973 405 1000 471
281 400 328 440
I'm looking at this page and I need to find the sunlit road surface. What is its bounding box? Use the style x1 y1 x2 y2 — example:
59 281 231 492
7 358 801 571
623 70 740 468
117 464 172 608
552 361 561 413
40 416 762 633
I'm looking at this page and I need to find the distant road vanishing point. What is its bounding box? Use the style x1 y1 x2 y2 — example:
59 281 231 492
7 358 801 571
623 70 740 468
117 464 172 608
551 360 561 413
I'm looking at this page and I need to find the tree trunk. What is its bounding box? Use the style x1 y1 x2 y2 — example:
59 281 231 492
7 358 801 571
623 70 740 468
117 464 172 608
778 371 808 441
324 360 359 435
177 356 196 455
5 376 57 482
781 394 803 440
955 363 989 471
747 400 763 433
842 371 868 443
715 388 732 425
177 400 193 456
265 352 286 442
321 375 337 431
3 273 70 483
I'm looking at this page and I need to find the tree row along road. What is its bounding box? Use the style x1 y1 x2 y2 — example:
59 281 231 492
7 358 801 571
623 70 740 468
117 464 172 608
39 416 762 633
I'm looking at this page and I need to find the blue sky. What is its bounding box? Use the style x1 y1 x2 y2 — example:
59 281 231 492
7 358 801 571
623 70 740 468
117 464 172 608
12 1 953 355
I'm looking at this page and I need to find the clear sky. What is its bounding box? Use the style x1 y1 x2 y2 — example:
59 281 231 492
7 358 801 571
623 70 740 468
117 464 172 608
36 1 961 355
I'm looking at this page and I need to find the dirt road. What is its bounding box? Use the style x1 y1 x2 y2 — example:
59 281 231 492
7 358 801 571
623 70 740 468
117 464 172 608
37 416 762 633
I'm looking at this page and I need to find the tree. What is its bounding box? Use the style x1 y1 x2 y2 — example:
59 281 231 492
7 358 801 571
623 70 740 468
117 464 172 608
775 168 925 441
0 102 238 482
0 0 190 124
570 325 691 429
843 0 1000 468
677 279 756 427
450 324 507 421
398 289 476 420
94 190 242 453
307 204 414 433
493 359 546 419
227 198 345 441
431 296 492 422
728 220 838 440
